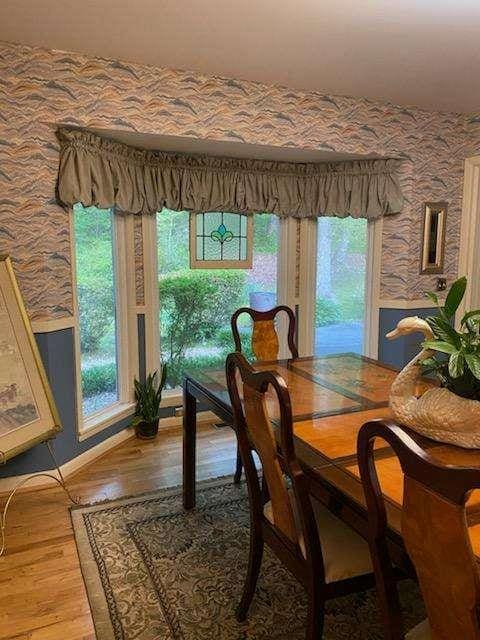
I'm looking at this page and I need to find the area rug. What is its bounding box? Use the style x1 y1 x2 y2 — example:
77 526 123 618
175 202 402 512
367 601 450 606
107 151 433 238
71 477 424 640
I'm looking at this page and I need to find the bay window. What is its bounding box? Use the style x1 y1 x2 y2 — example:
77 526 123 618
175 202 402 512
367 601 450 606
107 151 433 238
72 203 137 436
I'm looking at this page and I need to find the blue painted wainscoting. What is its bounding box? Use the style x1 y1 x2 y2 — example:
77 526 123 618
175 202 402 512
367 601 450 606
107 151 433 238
378 307 432 369
0 327 133 478
0 315 169 478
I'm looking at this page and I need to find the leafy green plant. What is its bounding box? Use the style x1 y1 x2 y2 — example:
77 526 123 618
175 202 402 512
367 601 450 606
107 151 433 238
420 276 480 400
159 269 246 386
78 283 115 353
132 368 167 426
82 361 117 397
315 297 341 326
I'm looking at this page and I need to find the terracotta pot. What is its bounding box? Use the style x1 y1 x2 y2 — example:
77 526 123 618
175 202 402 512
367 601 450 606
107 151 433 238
135 418 160 440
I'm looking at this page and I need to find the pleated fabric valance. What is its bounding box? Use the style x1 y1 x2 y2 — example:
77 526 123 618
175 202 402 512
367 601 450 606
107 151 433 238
56 128 404 219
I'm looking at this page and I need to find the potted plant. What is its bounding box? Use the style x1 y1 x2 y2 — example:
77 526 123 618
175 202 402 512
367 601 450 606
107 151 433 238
421 276 480 400
132 367 167 439
386 277 480 448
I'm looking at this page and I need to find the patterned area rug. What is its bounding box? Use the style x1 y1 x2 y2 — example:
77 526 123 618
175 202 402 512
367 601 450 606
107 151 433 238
71 477 424 640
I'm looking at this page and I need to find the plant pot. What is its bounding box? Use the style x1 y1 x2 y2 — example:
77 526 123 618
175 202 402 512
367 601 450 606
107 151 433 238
390 385 480 449
135 419 160 440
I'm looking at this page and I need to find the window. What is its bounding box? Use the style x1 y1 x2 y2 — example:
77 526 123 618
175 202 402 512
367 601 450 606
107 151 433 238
156 209 279 388
190 211 253 268
73 203 136 434
314 217 368 355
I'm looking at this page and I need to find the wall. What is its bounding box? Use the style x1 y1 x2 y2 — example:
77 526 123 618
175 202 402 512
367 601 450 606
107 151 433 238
0 328 133 478
378 308 432 369
0 39 474 323
0 315 180 479
0 40 477 478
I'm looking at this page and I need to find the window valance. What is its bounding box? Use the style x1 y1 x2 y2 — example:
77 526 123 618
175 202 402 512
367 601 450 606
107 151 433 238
56 128 404 219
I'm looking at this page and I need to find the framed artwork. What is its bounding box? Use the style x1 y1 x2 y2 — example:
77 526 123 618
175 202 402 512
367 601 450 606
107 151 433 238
189 211 253 268
420 202 447 274
0 255 61 463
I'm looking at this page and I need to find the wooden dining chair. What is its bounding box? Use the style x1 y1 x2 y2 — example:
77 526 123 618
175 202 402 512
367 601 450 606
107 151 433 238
226 352 374 640
231 304 298 362
230 304 298 482
357 419 480 640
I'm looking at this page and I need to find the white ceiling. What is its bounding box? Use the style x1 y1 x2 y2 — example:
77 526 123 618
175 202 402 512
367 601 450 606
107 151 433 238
1 0 480 113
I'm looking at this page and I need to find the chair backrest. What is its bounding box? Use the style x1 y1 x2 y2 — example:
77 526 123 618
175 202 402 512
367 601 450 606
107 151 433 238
226 352 320 560
230 305 298 361
357 419 480 640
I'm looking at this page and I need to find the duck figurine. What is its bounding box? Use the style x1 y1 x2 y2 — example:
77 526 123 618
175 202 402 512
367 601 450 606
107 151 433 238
387 316 480 448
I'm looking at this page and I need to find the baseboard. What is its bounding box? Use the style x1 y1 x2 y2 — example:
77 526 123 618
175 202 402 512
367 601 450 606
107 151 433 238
0 427 135 496
158 410 222 430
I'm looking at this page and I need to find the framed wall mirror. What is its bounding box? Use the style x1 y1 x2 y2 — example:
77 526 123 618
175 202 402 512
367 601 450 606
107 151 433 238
420 202 447 274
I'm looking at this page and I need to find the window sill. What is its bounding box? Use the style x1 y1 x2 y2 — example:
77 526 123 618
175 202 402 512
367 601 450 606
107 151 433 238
78 401 136 441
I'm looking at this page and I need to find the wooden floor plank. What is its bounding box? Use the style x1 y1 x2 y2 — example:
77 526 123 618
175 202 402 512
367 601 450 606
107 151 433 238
0 422 237 640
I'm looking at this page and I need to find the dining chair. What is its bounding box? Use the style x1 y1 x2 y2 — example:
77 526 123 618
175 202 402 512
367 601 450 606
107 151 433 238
230 304 298 482
357 419 480 640
226 352 374 640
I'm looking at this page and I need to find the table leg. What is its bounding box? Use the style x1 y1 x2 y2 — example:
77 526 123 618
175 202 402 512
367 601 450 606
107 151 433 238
183 381 197 509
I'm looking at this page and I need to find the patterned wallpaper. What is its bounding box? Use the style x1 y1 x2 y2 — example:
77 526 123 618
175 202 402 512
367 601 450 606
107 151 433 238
133 215 145 306
468 113 480 158
0 40 477 320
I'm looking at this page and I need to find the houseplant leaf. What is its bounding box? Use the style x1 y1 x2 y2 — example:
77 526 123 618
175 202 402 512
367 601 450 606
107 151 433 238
425 291 439 306
461 309 480 326
427 315 462 348
448 352 465 379
443 276 467 319
465 353 480 381
422 340 458 354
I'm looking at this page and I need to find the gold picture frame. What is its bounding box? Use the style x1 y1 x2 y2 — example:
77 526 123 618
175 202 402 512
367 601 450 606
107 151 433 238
420 202 447 274
189 212 253 269
0 255 61 463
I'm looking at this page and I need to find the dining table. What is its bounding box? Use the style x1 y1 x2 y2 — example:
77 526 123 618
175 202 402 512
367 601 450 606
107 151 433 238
182 353 480 568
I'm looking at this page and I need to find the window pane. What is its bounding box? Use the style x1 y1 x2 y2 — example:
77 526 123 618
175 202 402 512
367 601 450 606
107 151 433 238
194 211 249 262
74 203 119 415
315 217 367 356
157 209 279 388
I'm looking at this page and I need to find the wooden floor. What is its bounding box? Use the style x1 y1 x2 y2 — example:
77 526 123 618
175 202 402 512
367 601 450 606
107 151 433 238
0 423 238 640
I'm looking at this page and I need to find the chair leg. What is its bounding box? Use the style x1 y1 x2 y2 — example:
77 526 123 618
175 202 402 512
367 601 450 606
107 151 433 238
305 582 325 640
236 531 264 622
234 445 243 484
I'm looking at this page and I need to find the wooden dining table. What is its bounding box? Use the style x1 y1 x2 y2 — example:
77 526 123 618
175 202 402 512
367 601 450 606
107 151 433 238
182 353 480 567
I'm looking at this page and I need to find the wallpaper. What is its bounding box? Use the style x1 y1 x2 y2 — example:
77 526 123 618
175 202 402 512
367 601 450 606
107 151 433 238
134 214 144 306
0 40 476 320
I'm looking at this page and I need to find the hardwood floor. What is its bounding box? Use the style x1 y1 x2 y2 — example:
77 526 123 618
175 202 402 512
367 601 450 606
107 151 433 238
0 423 238 640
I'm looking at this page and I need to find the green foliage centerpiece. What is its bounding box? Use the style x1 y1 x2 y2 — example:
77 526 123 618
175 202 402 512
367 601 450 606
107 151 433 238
132 367 167 439
386 277 480 448
420 277 480 400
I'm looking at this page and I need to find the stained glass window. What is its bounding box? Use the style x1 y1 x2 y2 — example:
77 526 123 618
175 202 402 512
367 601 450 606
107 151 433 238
190 211 253 268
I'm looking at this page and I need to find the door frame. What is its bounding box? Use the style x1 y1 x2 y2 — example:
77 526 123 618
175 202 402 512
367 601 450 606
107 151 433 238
296 216 381 359
458 155 480 317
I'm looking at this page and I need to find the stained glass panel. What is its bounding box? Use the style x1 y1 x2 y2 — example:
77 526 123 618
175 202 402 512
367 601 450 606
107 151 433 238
191 211 252 267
